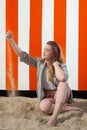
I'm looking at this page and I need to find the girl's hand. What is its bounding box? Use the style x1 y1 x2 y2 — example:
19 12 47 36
6 31 13 40
53 61 60 67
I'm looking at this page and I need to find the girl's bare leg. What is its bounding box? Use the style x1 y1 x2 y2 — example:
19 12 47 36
40 82 82 126
47 102 63 126
47 82 82 126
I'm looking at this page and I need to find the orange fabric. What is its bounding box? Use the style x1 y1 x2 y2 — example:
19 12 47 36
29 0 42 90
4 0 87 91
78 0 87 90
54 0 66 62
6 0 18 90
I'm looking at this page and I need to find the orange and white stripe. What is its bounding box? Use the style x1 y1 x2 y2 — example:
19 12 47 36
0 0 87 91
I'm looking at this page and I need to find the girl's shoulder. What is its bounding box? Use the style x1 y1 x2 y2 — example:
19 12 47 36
61 63 67 67
57 62 67 67
60 63 68 71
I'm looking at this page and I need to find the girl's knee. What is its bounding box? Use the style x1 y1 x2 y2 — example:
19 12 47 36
39 99 52 114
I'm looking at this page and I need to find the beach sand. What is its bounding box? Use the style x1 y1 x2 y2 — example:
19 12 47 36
0 96 87 130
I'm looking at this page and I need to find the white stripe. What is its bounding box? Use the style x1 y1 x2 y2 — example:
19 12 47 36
18 0 30 90
42 0 54 56
0 0 6 90
66 0 79 90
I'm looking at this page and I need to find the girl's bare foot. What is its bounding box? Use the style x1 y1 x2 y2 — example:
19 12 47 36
46 118 58 126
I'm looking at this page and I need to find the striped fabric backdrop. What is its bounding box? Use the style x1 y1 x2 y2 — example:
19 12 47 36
0 0 87 91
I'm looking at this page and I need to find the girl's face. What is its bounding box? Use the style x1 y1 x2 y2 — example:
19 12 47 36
43 44 54 61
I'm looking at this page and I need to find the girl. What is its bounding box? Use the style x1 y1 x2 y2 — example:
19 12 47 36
6 31 81 126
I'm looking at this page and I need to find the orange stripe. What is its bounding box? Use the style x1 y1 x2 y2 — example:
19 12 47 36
78 0 87 90
29 0 42 90
54 0 66 61
6 0 18 90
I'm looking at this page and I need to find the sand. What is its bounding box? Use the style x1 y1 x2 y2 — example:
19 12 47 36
0 96 87 130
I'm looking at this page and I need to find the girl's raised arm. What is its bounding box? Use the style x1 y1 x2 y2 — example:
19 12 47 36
6 31 23 57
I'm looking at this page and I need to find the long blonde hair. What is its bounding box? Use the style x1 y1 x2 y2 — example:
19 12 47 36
41 41 64 82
